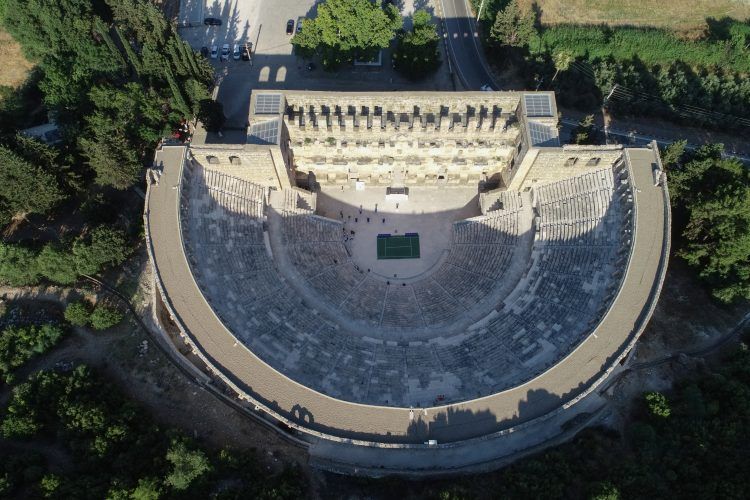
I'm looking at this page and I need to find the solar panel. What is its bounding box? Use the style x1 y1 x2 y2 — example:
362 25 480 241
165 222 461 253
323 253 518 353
247 119 280 145
524 94 552 117
528 121 559 147
254 93 282 114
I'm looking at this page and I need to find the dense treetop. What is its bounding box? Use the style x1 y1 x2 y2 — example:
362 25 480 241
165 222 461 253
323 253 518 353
662 142 750 302
0 365 305 498
0 0 213 189
292 0 402 69
393 9 441 80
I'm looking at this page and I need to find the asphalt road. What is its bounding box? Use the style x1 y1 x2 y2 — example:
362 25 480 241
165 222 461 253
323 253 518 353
437 0 494 90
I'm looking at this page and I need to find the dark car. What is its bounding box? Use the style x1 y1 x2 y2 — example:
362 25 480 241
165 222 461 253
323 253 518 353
241 43 252 61
200 46 209 58
204 17 222 26
286 19 295 35
306 62 316 71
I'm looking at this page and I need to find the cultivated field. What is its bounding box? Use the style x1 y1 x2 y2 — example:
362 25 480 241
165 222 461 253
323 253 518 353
520 0 750 33
0 27 33 88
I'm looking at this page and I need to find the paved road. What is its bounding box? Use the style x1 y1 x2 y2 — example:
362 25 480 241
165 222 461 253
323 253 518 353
437 0 493 89
147 145 668 445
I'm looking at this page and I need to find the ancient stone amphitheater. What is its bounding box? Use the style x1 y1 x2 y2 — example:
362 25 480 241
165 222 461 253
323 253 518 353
146 91 670 473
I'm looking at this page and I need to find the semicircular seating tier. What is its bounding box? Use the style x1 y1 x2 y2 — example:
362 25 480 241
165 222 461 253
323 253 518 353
179 160 634 408
278 189 527 330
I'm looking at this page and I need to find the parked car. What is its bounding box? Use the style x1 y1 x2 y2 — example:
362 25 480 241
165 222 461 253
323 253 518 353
204 17 222 26
220 43 230 61
232 43 241 60
306 62 316 71
210 45 218 59
296 16 305 33
286 19 295 35
200 46 209 58
480 84 493 91
241 43 252 61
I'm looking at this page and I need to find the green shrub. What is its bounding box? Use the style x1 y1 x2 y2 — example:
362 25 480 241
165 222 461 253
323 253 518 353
393 9 441 80
0 243 40 286
0 323 66 383
645 391 671 418
89 304 124 330
165 440 211 490
64 301 91 327
532 23 750 73
73 226 130 276
35 245 78 285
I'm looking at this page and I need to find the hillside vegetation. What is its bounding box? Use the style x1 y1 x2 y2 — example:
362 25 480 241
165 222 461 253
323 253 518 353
479 0 750 131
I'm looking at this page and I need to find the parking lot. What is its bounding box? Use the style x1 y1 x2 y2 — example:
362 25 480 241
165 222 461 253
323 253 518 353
178 0 452 127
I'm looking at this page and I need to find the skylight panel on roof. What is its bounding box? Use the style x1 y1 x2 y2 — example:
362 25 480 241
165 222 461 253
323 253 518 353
247 118 280 145
524 94 552 117
255 94 282 114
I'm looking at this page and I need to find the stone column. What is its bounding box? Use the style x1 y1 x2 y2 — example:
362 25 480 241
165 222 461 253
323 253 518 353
480 110 492 131
343 113 354 133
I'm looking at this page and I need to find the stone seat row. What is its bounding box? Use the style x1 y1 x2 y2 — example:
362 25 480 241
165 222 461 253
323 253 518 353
452 213 519 245
534 166 617 202
537 188 614 222
175 164 634 407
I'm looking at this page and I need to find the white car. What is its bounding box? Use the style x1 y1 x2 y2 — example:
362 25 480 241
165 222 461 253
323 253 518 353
210 45 218 59
220 43 230 61
232 43 241 60
480 84 493 91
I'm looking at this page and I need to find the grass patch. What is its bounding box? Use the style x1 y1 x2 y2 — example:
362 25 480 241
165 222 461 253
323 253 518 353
0 27 33 88
518 0 750 34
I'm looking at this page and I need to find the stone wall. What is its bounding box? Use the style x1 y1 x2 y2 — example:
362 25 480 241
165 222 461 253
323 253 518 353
188 145 284 189
514 145 624 190
265 91 531 187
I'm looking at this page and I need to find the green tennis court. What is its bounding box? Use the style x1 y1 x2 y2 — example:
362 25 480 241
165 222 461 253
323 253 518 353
377 233 420 259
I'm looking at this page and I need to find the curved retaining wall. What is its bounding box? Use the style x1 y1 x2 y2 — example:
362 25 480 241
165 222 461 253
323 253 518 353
144 144 671 452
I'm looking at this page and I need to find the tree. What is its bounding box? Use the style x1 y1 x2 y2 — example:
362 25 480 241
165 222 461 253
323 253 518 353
291 0 402 69
668 144 750 302
72 226 130 276
645 391 671 418
0 145 64 224
589 481 621 500
35 244 79 285
78 134 142 189
89 304 124 331
551 50 573 82
0 323 65 383
197 99 226 133
489 0 535 48
79 84 167 188
571 114 596 144
660 139 687 168
393 9 441 80
0 243 40 286
130 478 161 500
164 440 211 490
64 301 92 327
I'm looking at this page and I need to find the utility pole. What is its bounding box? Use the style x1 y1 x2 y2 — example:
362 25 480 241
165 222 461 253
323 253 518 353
476 0 487 21
602 84 617 144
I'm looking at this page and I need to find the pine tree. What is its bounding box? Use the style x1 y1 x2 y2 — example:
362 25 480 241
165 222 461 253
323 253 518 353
490 0 536 48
